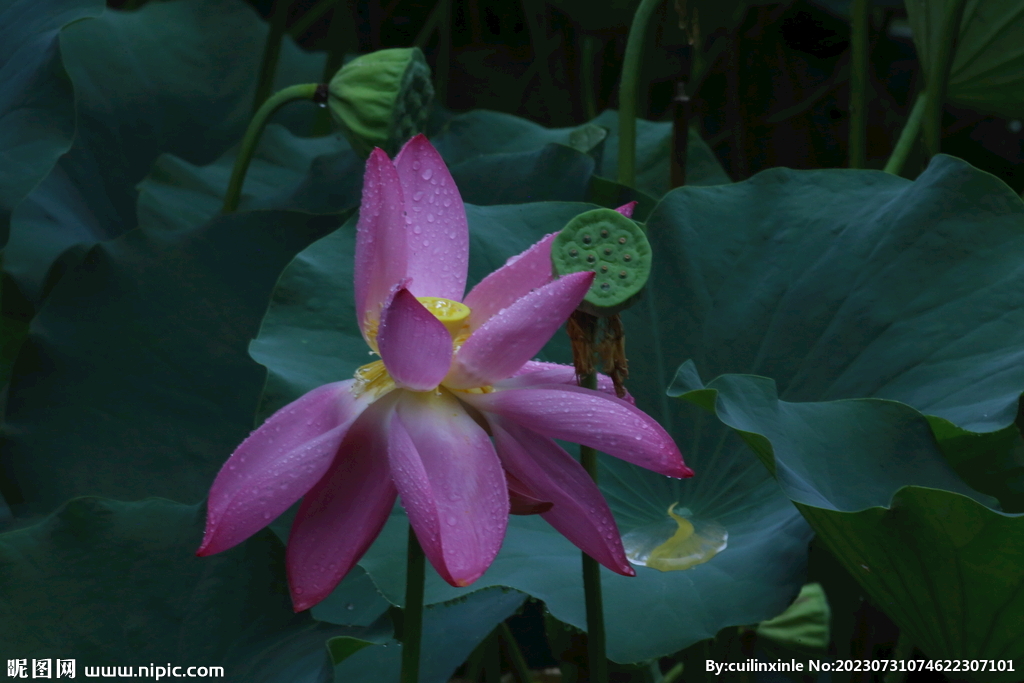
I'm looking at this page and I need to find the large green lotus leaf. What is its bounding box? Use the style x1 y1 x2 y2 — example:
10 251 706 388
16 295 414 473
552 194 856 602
333 588 526 683
4 0 325 306
0 210 339 516
138 128 592 238
249 199 812 663
449 144 596 205
0 496 348 680
137 125 358 233
0 0 102 244
907 0 1024 118
667 368 1024 676
622 153 1024 522
633 154 1024 496
431 109 730 198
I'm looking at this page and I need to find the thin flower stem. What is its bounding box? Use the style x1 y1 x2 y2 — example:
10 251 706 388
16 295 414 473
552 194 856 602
436 0 452 106
883 90 926 176
499 623 533 683
413 0 444 48
579 371 608 683
659 662 683 683
289 0 337 38
881 631 913 683
670 82 690 188
401 524 426 683
848 0 869 168
483 629 502 683
923 0 968 157
252 0 292 115
618 0 662 188
581 36 599 121
222 83 324 213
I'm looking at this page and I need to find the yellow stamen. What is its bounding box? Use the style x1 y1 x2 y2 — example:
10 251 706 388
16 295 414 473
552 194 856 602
354 297 479 396
416 296 470 338
353 359 396 399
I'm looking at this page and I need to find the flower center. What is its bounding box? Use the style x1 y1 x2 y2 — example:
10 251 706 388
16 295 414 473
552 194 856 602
416 296 470 337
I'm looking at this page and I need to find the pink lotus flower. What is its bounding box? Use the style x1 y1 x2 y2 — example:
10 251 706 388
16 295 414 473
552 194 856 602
197 135 692 611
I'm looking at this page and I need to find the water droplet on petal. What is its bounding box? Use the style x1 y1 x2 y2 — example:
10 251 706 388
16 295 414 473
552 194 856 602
421 168 433 180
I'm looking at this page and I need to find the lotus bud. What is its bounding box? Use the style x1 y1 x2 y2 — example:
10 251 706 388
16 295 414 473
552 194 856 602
327 47 434 158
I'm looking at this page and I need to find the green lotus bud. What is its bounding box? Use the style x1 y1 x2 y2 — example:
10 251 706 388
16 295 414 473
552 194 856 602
328 47 434 158
551 208 652 316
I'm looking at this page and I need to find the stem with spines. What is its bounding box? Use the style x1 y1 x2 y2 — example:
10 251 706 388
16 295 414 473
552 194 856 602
848 0 869 168
400 524 426 683
222 83 325 213
883 90 926 176
922 0 968 157
618 0 662 188
578 370 608 683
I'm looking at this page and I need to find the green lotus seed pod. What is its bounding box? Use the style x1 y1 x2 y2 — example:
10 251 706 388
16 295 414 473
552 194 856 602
551 208 652 316
328 47 434 158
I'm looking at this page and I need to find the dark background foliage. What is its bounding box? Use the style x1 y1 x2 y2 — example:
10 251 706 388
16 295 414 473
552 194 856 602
211 0 1024 190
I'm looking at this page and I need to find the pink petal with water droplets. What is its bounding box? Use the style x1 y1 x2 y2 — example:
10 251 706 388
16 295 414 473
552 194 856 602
462 385 693 478
463 233 557 330
615 201 638 218
378 287 453 391
498 360 631 402
388 391 508 587
286 397 398 611
394 135 469 301
444 271 595 389
197 381 371 557
354 149 408 339
491 418 634 575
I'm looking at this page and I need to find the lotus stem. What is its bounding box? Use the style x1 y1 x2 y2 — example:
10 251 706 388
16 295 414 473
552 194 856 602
222 83 325 213
401 524 426 683
413 0 444 48
579 372 608 683
483 629 502 683
252 0 292 115
848 0 869 168
618 0 662 188
289 0 336 38
883 90 926 176
499 623 533 683
581 36 599 121
670 82 690 188
881 631 913 683
659 662 683 683
436 0 452 105
923 0 968 157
